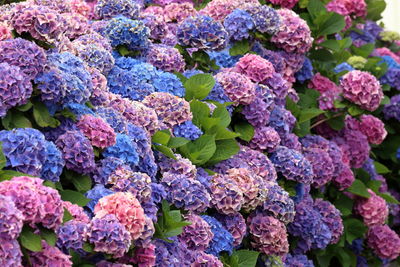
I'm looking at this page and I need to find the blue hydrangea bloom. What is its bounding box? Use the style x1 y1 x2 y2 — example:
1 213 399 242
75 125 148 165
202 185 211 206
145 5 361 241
334 62 355 73
270 146 314 185
380 68 400 90
201 215 234 256
115 56 142 69
56 221 87 253
64 103 95 119
103 134 139 168
85 184 114 212
151 183 167 203
284 254 314 267
246 5 280 35
104 16 150 50
183 69 203 78
362 158 378 179
75 44 115 75
177 15 228 50
223 9 255 41
384 95 400 121
173 121 203 140
295 58 313 83
35 52 93 105
268 106 296 135
153 71 185 97
380 56 400 69
349 30 376 44
95 0 141 19
208 49 240 68
397 147 400 159
350 238 364 255
205 82 233 113
154 237 192 267
93 157 127 184
41 141 65 182
95 107 128 133
0 128 47 176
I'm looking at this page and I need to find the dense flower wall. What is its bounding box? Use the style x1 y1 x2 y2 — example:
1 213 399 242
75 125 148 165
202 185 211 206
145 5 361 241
0 0 400 266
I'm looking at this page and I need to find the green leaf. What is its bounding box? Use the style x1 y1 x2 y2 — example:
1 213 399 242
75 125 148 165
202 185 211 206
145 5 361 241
234 122 254 142
190 100 211 127
1 110 32 129
168 137 190 148
307 0 326 19
334 100 347 109
298 108 324 123
343 218 367 243
373 161 390 174
43 181 56 189
33 101 60 128
319 40 340 52
179 135 216 165
58 108 77 121
366 0 386 20
16 101 33 112
19 226 43 252
0 142 6 170
351 43 374 58
334 194 353 216
71 174 92 192
347 105 364 116
154 144 177 160
60 190 90 207
40 228 56 247
210 126 240 140
346 179 370 198
326 114 345 130
286 97 301 118
367 180 382 193
82 242 94 253
63 208 73 224
152 130 171 146
233 250 260 267
206 139 240 165
229 40 250 56
299 0 309 8
0 170 32 181
377 192 400 204
212 104 231 128
318 13 346 36
174 72 188 84
294 120 311 137
184 74 215 100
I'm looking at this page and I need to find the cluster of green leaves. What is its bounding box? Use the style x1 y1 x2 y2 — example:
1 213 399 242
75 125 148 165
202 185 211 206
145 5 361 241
175 45 220 72
152 74 241 166
154 200 191 242
221 250 260 267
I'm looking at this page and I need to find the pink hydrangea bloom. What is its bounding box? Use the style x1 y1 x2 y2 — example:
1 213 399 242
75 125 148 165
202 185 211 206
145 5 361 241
215 71 256 105
69 0 92 18
354 189 388 227
164 3 197 23
191 251 224 267
340 70 383 111
94 192 146 240
268 0 299 9
372 47 400 63
62 201 90 223
249 126 281 153
210 174 244 215
0 195 24 240
271 9 313 54
308 73 340 94
201 0 260 21
326 0 367 18
248 213 289 256
131 244 156 267
233 54 275 83
332 163 354 191
179 213 214 251
367 225 400 260
0 23 12 41
30 241 72 267
61 12 90 39
77 114 116 148
358 115 387 145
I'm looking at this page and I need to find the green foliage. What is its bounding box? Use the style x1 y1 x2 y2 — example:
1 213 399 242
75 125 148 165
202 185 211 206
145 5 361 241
63 208 73 224
39 227 57 247
179 135 217 165
59 190 90 207
32 100 60 128
0 170 33 182
1 110 32 129
229 40 250 56
64 170 93 193
19 225 43 252
365 0 386 20
0 142 6 170
221 250 260 267
184 74 216 101
154 200 191 242
345 179 371 198
343 218 367 244
234 122 255 142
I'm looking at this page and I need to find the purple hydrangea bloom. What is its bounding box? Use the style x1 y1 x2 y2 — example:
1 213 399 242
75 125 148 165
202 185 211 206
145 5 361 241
0 38 46 80
245 5 280 34
177 15 228 50
63 103 95 119
43 118 78 142
162 172 211 212
223 9 254 41
104 16 150 50
270 146 314 184
303 148 334 188
93 157 127 184
215 213 247 247
95 107 128 133
103 134 139 168
284 254 314 267
295 58 313 83
0 239 23 266
95 0 141 19
179 213 213 251
250 126 281 152
29 240 72 266
268 106 296 135
74 44 115 75
56 220 88 253
204 83 233 112
380 68 400 90
146 45 185 73
41 141 65 182
173 121 203 140
201 215 234 256
384 94 400 121
0 128 47 176
0 62 32 118
87 214 132 257
55 130 95 174
0 195 24 240
85 184 114 213
242 85 275 128
262 182 295 224
314 198 344 244
35 52 93 105
154 237 192 267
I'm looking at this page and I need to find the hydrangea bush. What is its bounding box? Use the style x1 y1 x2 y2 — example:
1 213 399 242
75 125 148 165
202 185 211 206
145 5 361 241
0 0 400 266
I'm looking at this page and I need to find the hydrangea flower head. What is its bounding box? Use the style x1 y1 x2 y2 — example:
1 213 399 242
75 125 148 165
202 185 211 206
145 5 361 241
271 9 313 54
268 0 299 8
177 15 228 50
179 213 214 251
94 192 146 240
249 126 281 152
233 54 275 83
146 45 185 72
358 115 387 145
210 174 244 214
74 43 115 75
245 5 280 34
223 9 255 41
95 0 141 19
314 198 344 244
0 239 22 266
0 195 24 240
164 2 197 23
56 220 88 253
262 182 295 224
340 70 383 111
173 121 203 141
384 94 400 121
367 225 400 260
77 114 116 148
29 241 72 266
215 71 256 105
202 215 234 256
354 189 388 227
41 140 65 182
103 133 139 167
